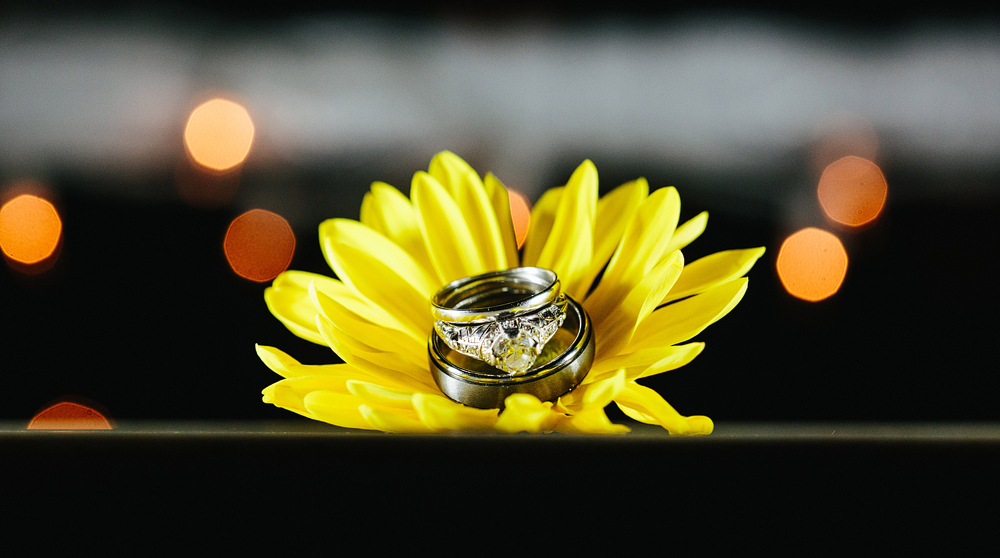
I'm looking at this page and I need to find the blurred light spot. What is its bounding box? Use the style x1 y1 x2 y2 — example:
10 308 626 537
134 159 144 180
28 400 113 430
508 189 531 249
0 194 62 265
224 209 295 282
817 156 887 227
776 227 848 302
184 98 255 172
811 112 879 172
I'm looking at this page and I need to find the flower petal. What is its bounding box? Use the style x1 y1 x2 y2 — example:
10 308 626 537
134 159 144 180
586 186 680 325
626 277 748 353
359 405 434 433
411 171 488 285
263 376 355 421
534 160 598 299
429 151 509 271
308 282 426 368
594 250 685 357
264 270 359 345
494 394 559 433
614 383 713 435
521 186 562 267
320 218 435 337
577 178 648 298
346 379 419 410
587 342 705 384
665 211 708 254
557 368 626 414
316 315 438 392
483 172 520 268
554 407 630 434
412 393 499 431
661 247 766 304
360 181 437 282
256 344 356 379
303 391 376 430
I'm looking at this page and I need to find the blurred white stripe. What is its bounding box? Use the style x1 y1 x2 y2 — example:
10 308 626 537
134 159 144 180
2 16 998 196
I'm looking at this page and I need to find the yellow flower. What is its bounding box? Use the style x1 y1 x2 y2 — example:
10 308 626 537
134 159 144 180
257 152 763 434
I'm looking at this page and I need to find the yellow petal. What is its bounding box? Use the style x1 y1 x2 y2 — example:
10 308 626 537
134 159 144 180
614 383 713 435
535 160 598 299
308 281 426 368
303 391 376 430
315 315 437 392
346 379 418 410
264 270 358 345
362 182 438 282
263 375 354 421
521 186 562 267
576 178 648 299
256 344 357 379
554 407 630 434
411 171 488 285
320 218 435 337
594 250 685 357
626 277 748 353
665 211 708 254
429 151 508 271
412 393 499 431
483 172 520 268
264 287 324 345
428 151 482 200
587 342 705 384
557 368 626 414
359 405 434 433
359 190 378 231
661 247 766 304
494 394 559 433
308 275 413 337
586 186 680 325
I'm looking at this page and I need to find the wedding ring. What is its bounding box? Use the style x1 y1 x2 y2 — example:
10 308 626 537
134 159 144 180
432 268 567 376
429 294 594 409
431 267 560 323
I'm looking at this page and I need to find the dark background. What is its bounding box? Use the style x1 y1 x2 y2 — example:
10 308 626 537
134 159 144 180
2 1 998 426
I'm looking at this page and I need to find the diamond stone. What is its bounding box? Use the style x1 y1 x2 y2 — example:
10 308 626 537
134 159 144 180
492 333 539 375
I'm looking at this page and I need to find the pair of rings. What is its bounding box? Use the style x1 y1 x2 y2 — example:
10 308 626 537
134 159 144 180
429 267 594 409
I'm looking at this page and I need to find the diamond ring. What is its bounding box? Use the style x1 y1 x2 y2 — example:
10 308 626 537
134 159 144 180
431 268 567 376
429 292 594 409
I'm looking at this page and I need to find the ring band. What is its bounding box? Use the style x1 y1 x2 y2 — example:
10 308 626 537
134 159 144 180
429 294 594 409
431 267 561 323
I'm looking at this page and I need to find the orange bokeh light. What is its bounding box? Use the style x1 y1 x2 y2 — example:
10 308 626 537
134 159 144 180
776 227 848 302
508 189 531 249
817 156 887 227
28 401 113 430
0 194 62 264
224 209 295 282
184 98 255 172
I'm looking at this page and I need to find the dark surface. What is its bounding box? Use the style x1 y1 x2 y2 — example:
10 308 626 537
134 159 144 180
4 422 998 538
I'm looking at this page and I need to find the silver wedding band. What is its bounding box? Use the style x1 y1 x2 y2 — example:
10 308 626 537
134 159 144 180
431 267 561 323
